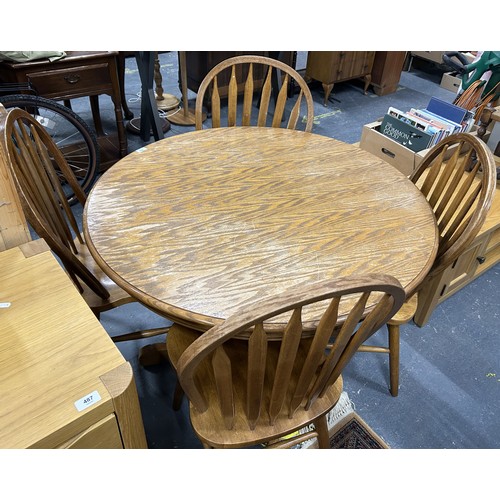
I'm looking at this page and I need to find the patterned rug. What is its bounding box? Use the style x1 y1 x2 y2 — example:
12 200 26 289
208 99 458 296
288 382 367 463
302 392 389 449
329 413 389 449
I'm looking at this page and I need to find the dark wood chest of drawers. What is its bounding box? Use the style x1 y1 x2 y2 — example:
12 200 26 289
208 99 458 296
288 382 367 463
305 51 376 105
0 51 127 169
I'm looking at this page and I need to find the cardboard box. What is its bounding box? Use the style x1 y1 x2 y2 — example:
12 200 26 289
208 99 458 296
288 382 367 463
359 121 427 176
441 72 461 93
360 120 480 177
411 51 446 65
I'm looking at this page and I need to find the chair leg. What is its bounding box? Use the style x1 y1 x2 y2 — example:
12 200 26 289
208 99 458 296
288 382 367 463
388 323 400 397
314 415 330 449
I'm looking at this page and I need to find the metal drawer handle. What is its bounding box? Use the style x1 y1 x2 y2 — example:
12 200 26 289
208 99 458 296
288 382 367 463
64 73 81 84
381 147 395 158
477 256 486 264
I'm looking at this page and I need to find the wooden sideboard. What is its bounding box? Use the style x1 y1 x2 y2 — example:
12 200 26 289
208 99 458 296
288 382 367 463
305 51 376 105
0 239 148 448
0 51 127 170
414 186 500 326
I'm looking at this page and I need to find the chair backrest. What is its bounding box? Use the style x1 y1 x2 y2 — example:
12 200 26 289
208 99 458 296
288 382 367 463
0 106 109 300
195 55 315 132
176 274 405 431
411 132 496 278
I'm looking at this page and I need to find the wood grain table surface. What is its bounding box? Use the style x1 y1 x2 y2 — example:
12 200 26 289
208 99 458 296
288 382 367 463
84 127 438 333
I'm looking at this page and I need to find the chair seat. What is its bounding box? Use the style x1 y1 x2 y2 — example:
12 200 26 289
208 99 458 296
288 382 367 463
167 323 343 448
74 238 134 313
388 293 418 326
190 382 342 449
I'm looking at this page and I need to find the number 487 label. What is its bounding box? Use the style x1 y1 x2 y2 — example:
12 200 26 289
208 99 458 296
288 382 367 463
74 390 101 412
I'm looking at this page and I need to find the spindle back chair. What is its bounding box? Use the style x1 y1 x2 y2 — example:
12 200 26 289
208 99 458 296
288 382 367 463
0 107 169 343
195 55 315 132
359 132 496 396
167 274 405 448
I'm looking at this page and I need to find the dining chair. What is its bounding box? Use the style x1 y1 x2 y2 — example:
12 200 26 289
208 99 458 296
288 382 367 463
0 106 170 345
359 132 496 397
166 274 405 449
194 55 315 132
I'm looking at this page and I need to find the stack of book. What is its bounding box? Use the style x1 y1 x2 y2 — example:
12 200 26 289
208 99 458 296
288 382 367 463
379 97 475 152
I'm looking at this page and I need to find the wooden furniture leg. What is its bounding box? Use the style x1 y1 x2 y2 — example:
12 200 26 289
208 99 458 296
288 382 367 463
322 83 334 106
166 51 198 126
89 95 104 136
134 51 165 141
388 323 400 397
314 416 330 449
363 74 372 94
154 53 179 112
116 52 134 120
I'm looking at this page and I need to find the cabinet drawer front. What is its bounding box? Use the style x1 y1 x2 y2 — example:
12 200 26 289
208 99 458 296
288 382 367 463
27 63 112 99
486 228 500 253
58 414 123 449
445 239 484 295
338 52 375 79
306 51 375 84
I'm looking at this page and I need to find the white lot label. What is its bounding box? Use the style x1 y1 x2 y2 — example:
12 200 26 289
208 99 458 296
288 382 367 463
74 390 101 412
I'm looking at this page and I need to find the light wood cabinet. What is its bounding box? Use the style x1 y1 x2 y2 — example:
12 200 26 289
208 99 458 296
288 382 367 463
305 51 376 105
414 188 500 326
0 240 148 448
0 108 31 251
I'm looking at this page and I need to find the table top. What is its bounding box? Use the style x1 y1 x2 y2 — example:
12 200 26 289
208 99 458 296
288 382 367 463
84 127 438 332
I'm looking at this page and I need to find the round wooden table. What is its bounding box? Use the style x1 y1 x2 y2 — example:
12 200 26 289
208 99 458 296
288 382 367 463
84 127 438 333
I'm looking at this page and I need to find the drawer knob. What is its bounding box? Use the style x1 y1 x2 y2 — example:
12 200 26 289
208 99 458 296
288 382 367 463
64 73 81 84
477 256 486 264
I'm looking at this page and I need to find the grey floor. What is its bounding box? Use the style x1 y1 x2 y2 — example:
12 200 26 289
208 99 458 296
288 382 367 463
72 52 499 452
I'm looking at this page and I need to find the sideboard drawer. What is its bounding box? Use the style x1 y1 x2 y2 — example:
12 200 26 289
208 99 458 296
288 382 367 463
414 187 500 326
57 414 123 449
26 63 113 100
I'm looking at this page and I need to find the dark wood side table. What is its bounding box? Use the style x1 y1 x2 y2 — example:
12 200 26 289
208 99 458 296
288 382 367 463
0 51 127 171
